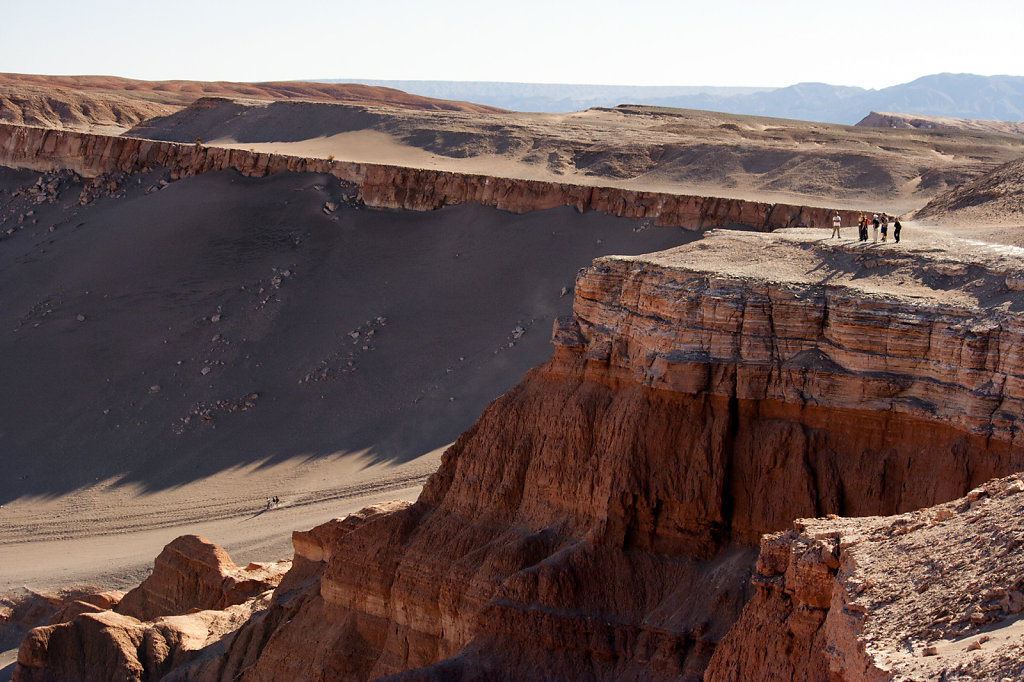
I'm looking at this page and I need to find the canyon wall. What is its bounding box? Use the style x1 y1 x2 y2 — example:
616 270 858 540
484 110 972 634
0 122 866 230
17 231 1024 680
139 232 1024 680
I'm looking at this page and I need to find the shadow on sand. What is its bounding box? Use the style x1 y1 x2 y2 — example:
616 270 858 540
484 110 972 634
0 169 701 502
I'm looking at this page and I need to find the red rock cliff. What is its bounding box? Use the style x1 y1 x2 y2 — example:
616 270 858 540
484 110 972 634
127 229 1024 682
0 122 866 230
706 474 1024 681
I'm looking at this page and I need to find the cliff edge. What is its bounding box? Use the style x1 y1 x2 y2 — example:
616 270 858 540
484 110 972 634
16 229 1024 681
0 122 867 230
707 474 1024 681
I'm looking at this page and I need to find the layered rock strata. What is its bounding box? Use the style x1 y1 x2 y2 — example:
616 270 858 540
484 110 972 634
13 536 289 682
706 474 1024 681
19 229 1024 680
0 122 865 230
172 230 1024 680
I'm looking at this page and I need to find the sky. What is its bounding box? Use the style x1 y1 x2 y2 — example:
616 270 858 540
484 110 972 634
2 0 1022 89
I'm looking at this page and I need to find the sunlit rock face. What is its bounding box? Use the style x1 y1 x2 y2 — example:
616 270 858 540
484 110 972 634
17 228 1024 681
177 231 1024 681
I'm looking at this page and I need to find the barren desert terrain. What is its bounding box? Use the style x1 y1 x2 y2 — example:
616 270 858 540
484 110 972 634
0 73 501 134
3 74 1024 681
122 97 1024 214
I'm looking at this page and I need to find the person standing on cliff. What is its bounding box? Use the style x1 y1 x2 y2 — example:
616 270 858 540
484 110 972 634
881 214 889 241
871 214 880 242
831 213 842 238
893 216 903 243
858 214 868 242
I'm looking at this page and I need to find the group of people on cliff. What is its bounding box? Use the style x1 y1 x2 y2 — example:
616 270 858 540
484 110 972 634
831 212 902 243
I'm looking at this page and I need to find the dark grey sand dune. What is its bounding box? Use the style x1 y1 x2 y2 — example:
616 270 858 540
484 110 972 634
0 168 696 502
126 98 389 144
0 167 698 599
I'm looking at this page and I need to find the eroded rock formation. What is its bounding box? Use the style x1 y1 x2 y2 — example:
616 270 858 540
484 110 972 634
706 474 1024 681
12 536 289 682
15 598 273 682
173 231 1024 680
0 122 865 230
114 534 287 622
18 230 1024 680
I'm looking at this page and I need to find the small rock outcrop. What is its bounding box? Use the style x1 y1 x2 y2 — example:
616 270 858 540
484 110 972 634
15 598 273 682
13 536 289 682
114 534 285 622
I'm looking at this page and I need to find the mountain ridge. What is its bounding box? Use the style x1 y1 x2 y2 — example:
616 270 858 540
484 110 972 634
329 73 1024 123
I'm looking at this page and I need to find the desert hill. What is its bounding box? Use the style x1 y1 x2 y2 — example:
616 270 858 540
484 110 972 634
123 97 1024 213
0 73 502 134
0 84 179 135
341 73 1024 123
857 110 1024 136
914 153 1024 226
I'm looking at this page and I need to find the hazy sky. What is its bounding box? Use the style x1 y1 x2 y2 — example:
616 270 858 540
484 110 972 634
3 0 1022 89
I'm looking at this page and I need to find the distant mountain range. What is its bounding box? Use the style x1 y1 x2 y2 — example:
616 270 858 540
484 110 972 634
323 74 1024 125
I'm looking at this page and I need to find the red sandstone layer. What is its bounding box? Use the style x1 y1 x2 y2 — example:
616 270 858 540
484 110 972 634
0 123 867 230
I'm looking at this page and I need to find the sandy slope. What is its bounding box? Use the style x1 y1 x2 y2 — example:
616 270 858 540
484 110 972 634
4 75 1024 677
0 166 699 609
914 153 1024 230
125 98 1024 214
0 445 444 594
